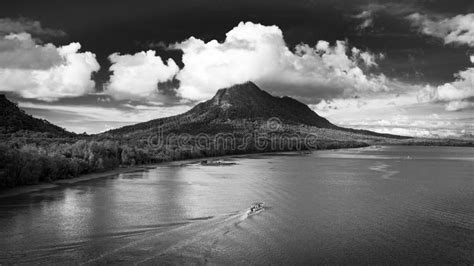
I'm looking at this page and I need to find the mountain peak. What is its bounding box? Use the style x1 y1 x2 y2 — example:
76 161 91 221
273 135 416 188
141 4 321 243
187 81 335 128
211 81 267 109
0 94 9 106
215 81 262 95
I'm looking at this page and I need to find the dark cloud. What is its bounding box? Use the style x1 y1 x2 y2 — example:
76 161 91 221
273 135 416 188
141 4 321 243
0 32 63 69
0 17 66 38
158 77 180 96
1 0 471 88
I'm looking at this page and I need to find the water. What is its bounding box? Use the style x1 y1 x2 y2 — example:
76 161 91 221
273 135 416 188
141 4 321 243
0 146 473 264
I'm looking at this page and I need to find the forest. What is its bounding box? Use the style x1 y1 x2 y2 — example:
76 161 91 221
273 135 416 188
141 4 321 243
0 127 370 188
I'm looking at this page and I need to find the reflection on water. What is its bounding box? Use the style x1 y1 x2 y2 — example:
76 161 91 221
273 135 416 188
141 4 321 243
0 146 473 264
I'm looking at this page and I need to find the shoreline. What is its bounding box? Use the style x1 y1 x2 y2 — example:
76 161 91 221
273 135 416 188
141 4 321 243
0 150 308 199
3 144 465 198
0 165 159 199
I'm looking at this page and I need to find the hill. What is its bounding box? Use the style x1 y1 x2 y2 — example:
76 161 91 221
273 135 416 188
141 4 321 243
189 81 335 128
105 82 333 136
0 95 73 137
104 81 404 140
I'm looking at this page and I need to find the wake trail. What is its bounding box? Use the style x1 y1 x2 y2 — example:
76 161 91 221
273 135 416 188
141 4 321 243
135 208 265 265
81 209 259 265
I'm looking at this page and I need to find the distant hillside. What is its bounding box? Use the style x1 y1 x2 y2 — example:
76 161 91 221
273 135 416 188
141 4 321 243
0 95 72 136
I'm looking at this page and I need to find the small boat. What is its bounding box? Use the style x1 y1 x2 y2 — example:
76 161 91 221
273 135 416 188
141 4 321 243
201 160 236 166
248 202 264 214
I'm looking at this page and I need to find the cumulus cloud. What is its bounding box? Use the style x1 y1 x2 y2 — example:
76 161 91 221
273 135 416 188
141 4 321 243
0 17 66 38
106 50 179 100
407 14 474 112
417 60 474 111
407 13 474 47
172 21 385 102
0 32 62 69
0 33 100 101
351 47 379 67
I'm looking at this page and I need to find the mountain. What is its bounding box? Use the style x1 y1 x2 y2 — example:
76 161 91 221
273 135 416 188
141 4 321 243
105 81 402 139
189 82 335 128
0 95 72 136
105 81 338 136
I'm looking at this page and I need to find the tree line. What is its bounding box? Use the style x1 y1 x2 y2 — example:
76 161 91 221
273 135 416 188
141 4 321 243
0 126 369 188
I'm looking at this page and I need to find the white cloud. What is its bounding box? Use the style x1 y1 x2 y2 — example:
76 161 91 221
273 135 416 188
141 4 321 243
445 101 474 111
106 50 179 100
351 3 407 31
360 51 378 67
173 21 385 102
0 32 62 69
351 47 378 67
405 12 474 111
0 33 100 101
417 62 474 111
353 10 374 30
0 17 66 37
311 89 420 118
407 13 474 47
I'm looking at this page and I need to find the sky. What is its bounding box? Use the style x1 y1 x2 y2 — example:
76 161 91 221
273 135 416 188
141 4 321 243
0 0 473 137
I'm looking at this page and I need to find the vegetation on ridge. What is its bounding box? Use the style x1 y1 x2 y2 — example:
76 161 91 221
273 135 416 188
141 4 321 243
0 95 72 136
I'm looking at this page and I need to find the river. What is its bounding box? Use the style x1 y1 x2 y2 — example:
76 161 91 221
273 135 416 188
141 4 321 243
0 146 473 264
